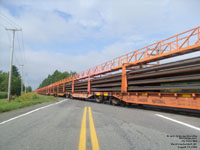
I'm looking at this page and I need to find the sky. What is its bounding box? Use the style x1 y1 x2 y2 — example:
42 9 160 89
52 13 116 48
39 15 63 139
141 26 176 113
0 0 200 90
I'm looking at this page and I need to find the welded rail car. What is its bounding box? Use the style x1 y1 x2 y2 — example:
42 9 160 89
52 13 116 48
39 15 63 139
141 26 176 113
36 26 200 111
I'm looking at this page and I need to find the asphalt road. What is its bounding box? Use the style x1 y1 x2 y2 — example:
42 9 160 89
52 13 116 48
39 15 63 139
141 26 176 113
0 98 199 150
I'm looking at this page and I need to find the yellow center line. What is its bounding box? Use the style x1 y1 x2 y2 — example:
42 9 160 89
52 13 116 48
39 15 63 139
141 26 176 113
79 106 87 150
88 107 100 150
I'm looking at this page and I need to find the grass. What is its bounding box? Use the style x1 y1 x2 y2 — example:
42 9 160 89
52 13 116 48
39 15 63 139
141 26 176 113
0 92 58 113
0 92 7 99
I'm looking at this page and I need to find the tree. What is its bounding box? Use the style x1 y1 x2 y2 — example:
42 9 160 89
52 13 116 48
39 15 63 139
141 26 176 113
0 72 8 91
38 70 76 88
26 86 32 92
12 65 20 78
11 75 21 95
0 65 22 96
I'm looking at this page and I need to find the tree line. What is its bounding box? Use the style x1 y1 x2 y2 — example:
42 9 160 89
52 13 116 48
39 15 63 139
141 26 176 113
0 65 32 96
38 70 76 89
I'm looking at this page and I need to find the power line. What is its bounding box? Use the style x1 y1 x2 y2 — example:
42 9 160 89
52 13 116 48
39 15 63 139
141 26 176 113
20 64 24 95
0 16 13 28
5 27 11 41
1 18 25 67
0 13 21 29
24 73 28 93
20 31 26 64
0 19 12 41
0 15 15 29
1 13 27 96
4 26 22 68
0 22 7 29
0 14 26 68
0 13 21 66
13 53 21 67
16 31 25 65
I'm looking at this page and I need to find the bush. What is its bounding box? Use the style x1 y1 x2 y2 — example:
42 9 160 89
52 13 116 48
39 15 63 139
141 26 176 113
32 93 38 99
0 92 7 99
15 92 39 101
0 92 56 113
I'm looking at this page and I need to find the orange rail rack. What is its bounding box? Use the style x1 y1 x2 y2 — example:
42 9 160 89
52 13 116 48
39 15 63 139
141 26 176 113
35 26 200 110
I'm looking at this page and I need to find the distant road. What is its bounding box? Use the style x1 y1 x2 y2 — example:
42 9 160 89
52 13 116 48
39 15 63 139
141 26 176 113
0 99 199 150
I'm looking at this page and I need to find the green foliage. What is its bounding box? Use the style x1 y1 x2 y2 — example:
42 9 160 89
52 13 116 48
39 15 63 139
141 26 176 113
12 65 20 78
26 86 32 92
0 72 8 92
0 92 7 99
0 65 32 96
38 70 76 88
11 75 21 95
15 92 39 101
0 92 56 113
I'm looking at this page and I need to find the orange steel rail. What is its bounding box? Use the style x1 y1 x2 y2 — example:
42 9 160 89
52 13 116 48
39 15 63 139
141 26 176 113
42 26 200 88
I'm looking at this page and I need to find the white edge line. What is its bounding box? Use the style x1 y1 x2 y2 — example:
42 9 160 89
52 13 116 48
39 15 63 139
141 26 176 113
156 114 200 132
0 99 68 125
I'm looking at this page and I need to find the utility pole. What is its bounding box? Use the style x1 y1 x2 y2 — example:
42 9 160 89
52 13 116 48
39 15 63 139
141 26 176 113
6 28 22 101
20 64 24 95
24 73 27 93
24 76 26 93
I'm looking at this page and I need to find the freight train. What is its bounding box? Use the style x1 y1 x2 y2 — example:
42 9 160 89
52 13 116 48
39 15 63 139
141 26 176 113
35 26 200 111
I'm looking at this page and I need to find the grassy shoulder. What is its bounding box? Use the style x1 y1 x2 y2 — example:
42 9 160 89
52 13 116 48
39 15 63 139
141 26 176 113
0 92 7 99
0 92 58 113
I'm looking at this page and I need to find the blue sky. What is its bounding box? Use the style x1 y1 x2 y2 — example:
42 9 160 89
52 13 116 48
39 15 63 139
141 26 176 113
0 0 200 89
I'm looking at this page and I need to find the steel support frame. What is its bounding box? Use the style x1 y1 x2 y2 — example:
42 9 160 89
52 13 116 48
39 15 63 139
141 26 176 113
63 83 65 93
68 91 200 110
112 92 200 110
88 76 91 92
121 64 128 93
35 26 200 92
34 26 200 111
72 80 74 93
71 92 93 99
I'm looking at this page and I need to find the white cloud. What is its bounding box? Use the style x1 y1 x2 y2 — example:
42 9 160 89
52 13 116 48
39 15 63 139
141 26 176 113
25 41 138 89
0 0 200 90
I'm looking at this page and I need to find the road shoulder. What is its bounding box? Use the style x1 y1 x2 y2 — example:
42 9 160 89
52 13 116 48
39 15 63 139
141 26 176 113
0 97 64 123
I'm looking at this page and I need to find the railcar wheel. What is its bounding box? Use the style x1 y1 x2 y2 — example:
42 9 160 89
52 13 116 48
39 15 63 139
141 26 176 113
120 101 126 107
95 96 103 103
111 98 120 106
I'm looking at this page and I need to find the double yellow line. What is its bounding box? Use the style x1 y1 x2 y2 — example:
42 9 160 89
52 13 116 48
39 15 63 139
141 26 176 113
79 106 100 150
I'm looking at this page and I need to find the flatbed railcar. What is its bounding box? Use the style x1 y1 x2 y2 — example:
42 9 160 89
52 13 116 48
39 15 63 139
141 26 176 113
35 26 200 111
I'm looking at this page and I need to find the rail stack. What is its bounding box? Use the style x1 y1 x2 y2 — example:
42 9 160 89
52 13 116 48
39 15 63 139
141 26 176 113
36 26 200 110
